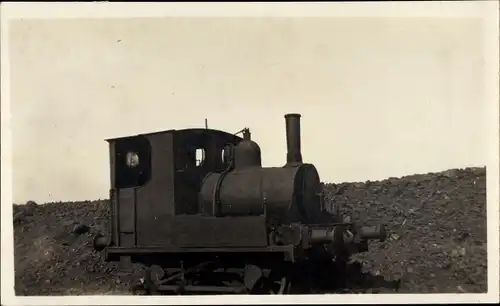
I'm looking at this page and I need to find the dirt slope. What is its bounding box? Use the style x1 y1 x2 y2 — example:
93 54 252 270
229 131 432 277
13 167 487 295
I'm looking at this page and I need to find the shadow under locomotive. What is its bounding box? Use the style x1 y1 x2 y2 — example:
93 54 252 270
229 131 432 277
93 113 388 295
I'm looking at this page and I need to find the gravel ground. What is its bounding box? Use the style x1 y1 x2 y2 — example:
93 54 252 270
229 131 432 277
13 167 487 295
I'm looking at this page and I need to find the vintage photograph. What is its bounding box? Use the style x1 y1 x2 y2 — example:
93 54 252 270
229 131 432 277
1 2 498 305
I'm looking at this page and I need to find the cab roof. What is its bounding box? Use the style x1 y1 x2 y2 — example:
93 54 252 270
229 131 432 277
105 128 239 142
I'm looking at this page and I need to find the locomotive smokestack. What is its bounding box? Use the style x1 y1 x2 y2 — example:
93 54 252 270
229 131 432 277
285 113 303 165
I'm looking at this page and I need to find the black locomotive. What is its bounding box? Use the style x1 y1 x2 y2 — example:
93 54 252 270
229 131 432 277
93 113 387 295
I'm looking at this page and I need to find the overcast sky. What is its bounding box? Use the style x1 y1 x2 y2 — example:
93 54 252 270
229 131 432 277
8 17 487 203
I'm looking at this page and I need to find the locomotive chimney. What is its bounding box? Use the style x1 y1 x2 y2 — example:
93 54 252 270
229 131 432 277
284 113 303 165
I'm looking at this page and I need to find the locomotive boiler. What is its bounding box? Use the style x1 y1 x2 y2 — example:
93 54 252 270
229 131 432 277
93 113 387 295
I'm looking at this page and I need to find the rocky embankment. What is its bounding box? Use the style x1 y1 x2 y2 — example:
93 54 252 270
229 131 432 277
13 167 487 295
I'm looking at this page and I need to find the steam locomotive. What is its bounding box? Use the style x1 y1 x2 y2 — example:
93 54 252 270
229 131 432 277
93 113 387 295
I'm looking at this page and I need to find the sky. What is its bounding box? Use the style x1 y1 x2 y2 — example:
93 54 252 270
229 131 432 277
8 17 488 203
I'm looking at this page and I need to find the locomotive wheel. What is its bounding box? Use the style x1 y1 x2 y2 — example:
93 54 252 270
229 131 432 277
249 270 292 294
142 266 162 295
271 276 291 294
